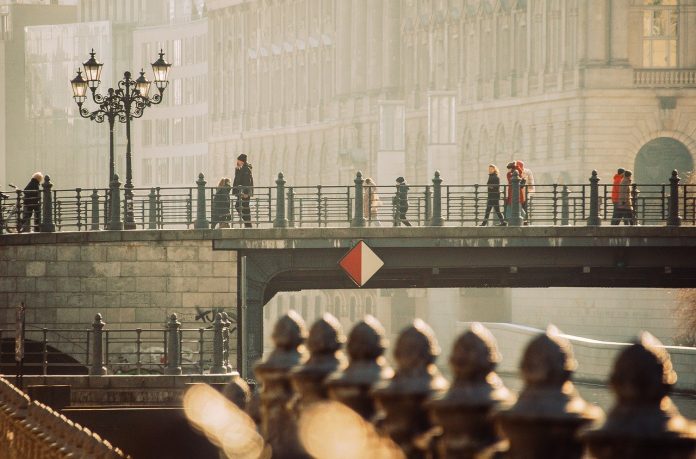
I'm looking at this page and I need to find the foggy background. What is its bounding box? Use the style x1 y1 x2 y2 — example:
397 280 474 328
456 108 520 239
1 0 695 397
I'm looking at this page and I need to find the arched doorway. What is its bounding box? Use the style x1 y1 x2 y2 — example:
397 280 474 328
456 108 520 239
634 138 693 184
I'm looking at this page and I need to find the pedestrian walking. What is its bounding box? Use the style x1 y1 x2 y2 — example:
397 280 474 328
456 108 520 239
480 164 506 226
233 154 254 228
610 168 625 225
19 172 43 233
393 176 411 226
505 162 527 221
363 177 381 226
520 161 535 218
211 177 232 229
616 170 635 225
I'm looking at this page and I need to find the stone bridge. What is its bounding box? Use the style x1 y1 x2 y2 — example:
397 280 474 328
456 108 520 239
1 226 695 371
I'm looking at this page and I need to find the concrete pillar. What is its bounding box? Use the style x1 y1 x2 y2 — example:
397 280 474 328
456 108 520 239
610 0 630 65
586 0 610 65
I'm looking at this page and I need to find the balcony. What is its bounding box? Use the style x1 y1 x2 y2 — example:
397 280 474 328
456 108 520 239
634 68 696 88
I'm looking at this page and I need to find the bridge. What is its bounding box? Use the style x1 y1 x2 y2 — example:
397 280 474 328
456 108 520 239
1 224 695 373
1 169 695 372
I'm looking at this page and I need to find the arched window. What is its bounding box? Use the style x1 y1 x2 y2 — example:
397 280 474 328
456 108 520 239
365 296 375 316
513 123 523 158
301 296 309 319
333 295 342 318
349 296 357 322
495 124 507 166
314 295 322 320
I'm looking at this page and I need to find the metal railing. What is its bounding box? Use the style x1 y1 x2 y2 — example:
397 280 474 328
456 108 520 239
2 170 693 232
0 313 236 376
0 377 129 458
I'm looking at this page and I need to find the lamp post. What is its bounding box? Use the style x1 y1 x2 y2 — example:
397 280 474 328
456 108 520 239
71 49 171 229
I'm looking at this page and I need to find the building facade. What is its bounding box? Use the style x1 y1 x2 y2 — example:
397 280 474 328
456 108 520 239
0 1 77 188
206 0 696 190
132 7 208 187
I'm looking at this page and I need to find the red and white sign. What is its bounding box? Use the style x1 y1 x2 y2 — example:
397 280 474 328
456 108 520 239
339 240 384 287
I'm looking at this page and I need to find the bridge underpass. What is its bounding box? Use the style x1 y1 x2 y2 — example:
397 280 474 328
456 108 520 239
212 226 696 371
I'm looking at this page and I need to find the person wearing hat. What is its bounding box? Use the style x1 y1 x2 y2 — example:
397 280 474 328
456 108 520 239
393 176 411 226
233 154 254 228
481 164 506 226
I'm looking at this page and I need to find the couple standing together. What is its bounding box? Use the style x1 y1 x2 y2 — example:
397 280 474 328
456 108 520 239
211 154 254 228
481 161 533 226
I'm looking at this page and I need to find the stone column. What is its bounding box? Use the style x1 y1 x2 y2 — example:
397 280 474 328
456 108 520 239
254 311 309 459
582 332 696 458
427 323 514 459
496 326 604 458
327 315 393 421
372 319 449 459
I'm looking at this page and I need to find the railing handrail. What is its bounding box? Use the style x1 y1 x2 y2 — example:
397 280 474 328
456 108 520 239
2 171 693 233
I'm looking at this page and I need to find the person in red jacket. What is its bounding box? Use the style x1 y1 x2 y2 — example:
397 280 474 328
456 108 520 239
610 168 625 225
505 161 526 221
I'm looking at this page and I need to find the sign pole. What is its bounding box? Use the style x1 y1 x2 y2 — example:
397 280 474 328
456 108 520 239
240 256 248 379
15 302 25 389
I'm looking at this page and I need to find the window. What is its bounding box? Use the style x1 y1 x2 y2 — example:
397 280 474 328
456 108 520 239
172 118 183 145
643 0 678 68
156 119 170 145
142 120 152 147
173 79 182 105
156 158 169 185
172 156 183 184
141 159 153 186
173 39 182 65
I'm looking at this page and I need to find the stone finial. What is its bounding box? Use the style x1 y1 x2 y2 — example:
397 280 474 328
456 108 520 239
427 323 513 459
290 314 346 410
372 319 448 458
254 311 309 459
496 325 603 459
327 315 394 420
222 374 252 410
582 332 696 459
272 310 307 351
392 318 442 376
519 325 577 388
449 322 501 382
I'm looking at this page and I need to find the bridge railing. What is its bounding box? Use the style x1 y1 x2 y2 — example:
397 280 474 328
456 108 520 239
196 312 696 459
0 376 129 458
0 313 236 376
2 170 694 232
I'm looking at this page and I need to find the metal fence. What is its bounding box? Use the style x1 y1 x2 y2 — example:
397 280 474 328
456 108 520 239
0 377 129 458
1 171 694 232
0 313 236 376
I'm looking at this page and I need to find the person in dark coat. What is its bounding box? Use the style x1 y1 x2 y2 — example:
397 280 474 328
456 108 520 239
481 164 506 226
20 172 43 232
233 154 254 228
211 177 231 229
616 170 635 225
393 176 411 226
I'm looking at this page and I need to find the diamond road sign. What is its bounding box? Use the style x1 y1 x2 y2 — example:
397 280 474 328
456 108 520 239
338 240 384 287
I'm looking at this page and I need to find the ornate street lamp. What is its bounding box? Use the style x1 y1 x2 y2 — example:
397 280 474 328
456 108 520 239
70 48 170 230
